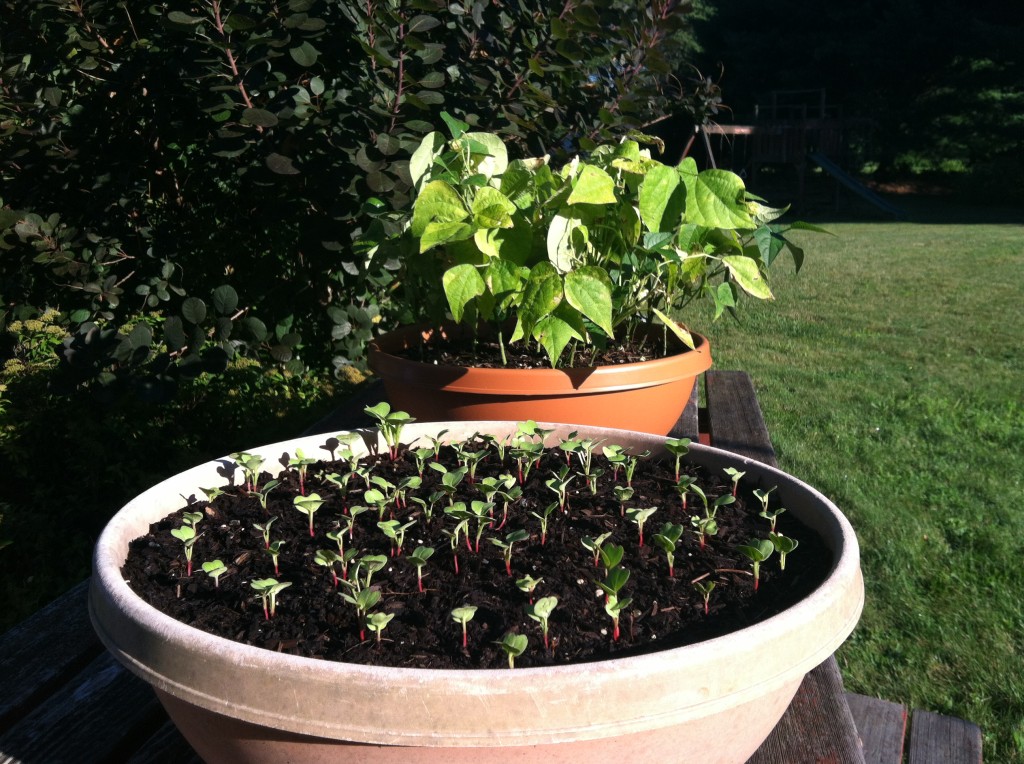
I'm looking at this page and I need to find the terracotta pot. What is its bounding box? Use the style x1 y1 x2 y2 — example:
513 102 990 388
90 422 863 764
367 325 712 435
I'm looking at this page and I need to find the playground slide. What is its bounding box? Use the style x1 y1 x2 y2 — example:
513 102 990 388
808 152 906 219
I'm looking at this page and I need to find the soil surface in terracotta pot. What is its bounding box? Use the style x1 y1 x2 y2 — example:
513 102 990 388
122 437 830 670
391 326 689 369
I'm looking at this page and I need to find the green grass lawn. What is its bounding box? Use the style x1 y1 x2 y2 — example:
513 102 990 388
692 201 1024 760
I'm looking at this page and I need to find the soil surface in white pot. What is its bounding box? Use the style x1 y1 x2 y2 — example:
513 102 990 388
121 437 830 670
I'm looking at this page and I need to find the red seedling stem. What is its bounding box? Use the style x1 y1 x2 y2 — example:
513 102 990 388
453 553 460 574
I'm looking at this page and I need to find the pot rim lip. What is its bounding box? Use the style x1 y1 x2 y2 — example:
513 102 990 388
92 422 861 684
367 324 713 394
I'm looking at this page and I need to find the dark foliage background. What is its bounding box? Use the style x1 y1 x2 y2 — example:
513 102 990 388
0 0 696 627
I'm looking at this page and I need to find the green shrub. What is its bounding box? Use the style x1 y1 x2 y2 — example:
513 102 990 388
1 0 697 391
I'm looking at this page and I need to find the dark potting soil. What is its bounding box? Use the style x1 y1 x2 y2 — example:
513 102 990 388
393 328 684 369
122 439 831 671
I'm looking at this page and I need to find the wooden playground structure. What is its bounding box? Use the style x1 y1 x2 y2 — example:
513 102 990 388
683 88 903 217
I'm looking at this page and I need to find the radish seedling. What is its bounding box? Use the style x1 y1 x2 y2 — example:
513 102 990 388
529 502 558 546
597 567 631 641
326 519 353 556
251 578 291 619
558 433 582 465
736 538 774 592
363 402 415 460
232 452 265 492
624 449 649 487
651 522 684 576
346 505 370 537
602 444 627 480
527 595 558 650
573 438 602 477
769 532 799 570
613 485 634 516
199 486 224 502
412 447 433 477
201 559 228 588
453 444 488 483
182 511 203 528
395 476 422 509
690 514 718 549
339 548 358 579
365 611 395 644
324 471 352 497
267 539 285 575
712 494 735 515
431 464 468 505
425 429 449 459
599 543 625 571
752 485 777 514
355 554 388 590
254 479 280 512
489 529 529 575
450 604 477 649
468 500 495 553
293 492 325 537
339 585 382 641
723 467 745 497
442 513 470 573
352 462 373 488
625 506 658 547
409 546 434 592
516 420 554 444
663 437 691 481
496 632 528 669
253 516 278 549
314 549 342 586
760 507 787 533
516 574 543 603
675 475 697 510
363 488 390 520
584 467 604 495
581 532 612 567
170 524 200 576
693 579 716 615
377 519 415 557
544 465 574 512
288 448 316 495
510 439 543 482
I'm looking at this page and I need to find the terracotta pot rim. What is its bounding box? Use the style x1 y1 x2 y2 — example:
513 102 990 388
368 324 713 395
90 422 863 747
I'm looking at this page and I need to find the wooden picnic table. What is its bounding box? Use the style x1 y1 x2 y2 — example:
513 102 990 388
0 371 982 763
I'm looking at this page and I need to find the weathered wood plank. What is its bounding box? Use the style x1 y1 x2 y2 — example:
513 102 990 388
908 710 983 764
0 579 102 733
846 693 907 764
0 651 164 764
668 376 700 441
705 370 777 466
747 658 866 764
126 719 203 764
